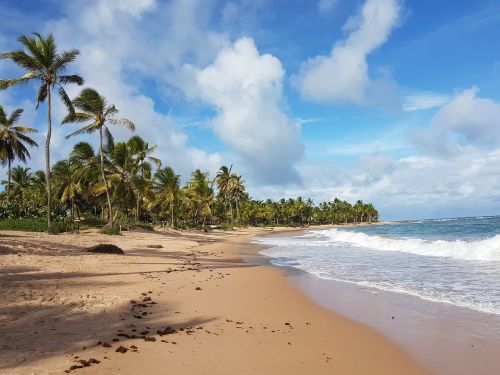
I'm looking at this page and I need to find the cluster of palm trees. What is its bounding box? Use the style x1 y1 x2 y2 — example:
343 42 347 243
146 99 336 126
0 33 379 231
239 197 378 226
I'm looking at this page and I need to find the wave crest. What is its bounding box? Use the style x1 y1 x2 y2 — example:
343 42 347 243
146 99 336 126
315 229 500 261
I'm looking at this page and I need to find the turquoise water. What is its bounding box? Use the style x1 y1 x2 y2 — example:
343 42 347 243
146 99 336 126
256 216 500 315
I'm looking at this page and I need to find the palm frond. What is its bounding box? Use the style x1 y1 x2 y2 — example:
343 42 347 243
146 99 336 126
108 118 136 131
54 50 81 71
0 72 40 90
65 122 98 139
0 50 41 71
35 84 48 108
18 34 46 66
62 112 93 125
58 85 74 114
0 106 7 123
8 109 24 125
59 74 83 85
12 126 37 134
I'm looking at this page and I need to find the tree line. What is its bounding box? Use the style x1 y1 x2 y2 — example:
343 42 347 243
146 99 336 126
0 33 378 231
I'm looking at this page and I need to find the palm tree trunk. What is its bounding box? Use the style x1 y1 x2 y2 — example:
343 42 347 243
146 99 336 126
7 158 11 201
171 201 174 228
235 199 240 225
229 199 234 225
99 127 113 227
136 196 140 223
46 87 53 232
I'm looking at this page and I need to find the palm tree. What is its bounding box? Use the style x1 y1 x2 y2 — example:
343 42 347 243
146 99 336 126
215 165 234 224
1 166 34 198
187 169 214 229
62 88 135 226
228 174 246 225
31 170 46 192
127 136 160 222
0 33 83 230
0 106 38 200
153 166 180 227
52 159 81 220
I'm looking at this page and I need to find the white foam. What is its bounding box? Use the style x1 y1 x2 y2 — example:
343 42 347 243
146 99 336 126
257 229 500 261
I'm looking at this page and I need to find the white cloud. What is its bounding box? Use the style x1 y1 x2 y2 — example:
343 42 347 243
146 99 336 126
194 37 303 184
249 150 500 220
402 91 450 111
318 0 338 14
412 87 500 156
35 0 225 179
295 0 402 105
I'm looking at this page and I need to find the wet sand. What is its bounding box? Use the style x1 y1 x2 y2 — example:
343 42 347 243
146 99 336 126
256 229 500 375
0 227 427 374
287 273 500 375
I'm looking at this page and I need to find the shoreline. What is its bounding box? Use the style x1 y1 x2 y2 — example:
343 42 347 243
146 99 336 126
0 226 427 374
258 225 500 375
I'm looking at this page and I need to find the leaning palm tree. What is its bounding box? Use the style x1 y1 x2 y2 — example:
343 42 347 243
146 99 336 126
0 106 38 200
0 33 83 230
62 88 135 227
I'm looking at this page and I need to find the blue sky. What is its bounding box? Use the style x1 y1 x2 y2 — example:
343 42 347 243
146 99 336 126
1 0 500 220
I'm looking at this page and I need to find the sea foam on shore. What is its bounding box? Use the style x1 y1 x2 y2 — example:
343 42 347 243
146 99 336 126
256 216 500 315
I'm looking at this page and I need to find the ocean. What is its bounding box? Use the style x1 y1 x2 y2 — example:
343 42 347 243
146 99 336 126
255 216 500 316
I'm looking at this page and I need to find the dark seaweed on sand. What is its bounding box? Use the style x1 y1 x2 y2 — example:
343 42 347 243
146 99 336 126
85 244 124 254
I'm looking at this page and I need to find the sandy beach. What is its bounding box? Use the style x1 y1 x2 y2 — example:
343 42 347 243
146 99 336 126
0 227 427 374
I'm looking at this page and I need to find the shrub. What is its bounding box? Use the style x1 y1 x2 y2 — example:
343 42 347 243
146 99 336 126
217 223 233 231
133 223 154 231
81 214 106 228
0 217 67 233
100 226 121 235
0 190 47 219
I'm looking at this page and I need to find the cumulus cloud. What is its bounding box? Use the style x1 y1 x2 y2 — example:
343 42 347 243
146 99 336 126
295 0 402 105
194 37 303 184
31 0 225 178
249 150 500 220
412 87 500 156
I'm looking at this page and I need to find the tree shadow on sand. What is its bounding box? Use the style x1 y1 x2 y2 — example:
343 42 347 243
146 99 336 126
0 277 216 372
0 241 257 372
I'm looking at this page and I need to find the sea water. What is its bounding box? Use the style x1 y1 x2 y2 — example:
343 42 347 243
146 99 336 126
255 216 500 315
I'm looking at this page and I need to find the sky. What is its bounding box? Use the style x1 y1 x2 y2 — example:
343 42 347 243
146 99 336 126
1 0 500 220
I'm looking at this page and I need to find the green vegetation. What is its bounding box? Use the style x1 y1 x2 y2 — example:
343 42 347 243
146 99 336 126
0 217 67 233
99 226 121 236
0 33 84 232
0 33 379 233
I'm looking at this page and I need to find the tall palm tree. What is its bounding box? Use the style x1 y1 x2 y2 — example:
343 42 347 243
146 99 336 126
228 174 246 225
153 166 180 227
0 33 83 231
215 165 234 224
62 88 135 226
0 106 38 200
